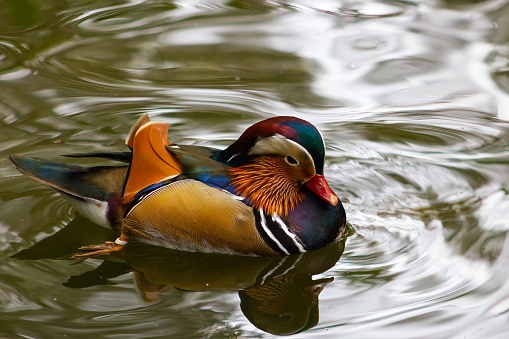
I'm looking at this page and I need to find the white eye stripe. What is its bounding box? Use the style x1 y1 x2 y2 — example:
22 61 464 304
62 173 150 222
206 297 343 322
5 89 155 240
248 134 315 170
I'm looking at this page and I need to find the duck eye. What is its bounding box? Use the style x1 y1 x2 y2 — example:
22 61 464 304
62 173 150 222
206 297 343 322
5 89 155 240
285 156 299 166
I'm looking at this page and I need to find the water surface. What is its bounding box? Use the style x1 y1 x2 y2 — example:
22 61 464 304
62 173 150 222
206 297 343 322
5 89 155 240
2 0 509 338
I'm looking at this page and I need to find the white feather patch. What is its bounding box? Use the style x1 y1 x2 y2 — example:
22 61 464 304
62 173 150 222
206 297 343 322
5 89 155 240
248 134 315 169
62 194 109 228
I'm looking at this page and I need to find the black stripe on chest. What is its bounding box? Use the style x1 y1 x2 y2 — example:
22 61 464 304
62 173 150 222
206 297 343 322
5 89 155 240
254 209 306 256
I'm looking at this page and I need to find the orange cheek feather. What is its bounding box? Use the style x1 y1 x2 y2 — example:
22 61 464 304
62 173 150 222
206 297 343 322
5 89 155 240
229 157 305 216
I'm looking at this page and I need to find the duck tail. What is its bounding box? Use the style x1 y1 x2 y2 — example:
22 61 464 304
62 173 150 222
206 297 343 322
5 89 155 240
9 155 129 200
9 155 130 227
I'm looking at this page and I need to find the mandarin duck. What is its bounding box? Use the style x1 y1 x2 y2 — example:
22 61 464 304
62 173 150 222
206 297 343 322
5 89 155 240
10 115 346 257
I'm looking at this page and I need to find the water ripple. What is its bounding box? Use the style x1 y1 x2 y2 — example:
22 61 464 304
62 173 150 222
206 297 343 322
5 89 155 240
0 40 26 73
2 0 509 338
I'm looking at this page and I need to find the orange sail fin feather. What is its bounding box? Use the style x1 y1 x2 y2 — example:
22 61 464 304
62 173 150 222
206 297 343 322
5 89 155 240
122 114 183 203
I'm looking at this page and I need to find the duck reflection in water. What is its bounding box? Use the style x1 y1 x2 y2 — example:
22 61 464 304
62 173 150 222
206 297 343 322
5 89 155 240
14 216 347 336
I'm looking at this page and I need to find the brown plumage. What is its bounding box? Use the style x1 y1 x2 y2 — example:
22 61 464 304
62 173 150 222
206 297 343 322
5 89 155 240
122 179 278 256
229 156 306 216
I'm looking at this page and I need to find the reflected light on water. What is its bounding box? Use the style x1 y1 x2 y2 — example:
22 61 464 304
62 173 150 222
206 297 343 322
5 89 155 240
1 0 509 337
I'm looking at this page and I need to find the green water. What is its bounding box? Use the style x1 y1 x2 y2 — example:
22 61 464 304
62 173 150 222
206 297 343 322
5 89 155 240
2 0 509 338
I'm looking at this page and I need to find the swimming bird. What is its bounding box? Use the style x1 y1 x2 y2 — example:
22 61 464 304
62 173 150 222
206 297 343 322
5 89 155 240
10 115 346 257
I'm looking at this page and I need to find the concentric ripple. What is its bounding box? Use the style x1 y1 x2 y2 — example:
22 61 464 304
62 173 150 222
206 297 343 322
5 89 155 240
2 0 509 338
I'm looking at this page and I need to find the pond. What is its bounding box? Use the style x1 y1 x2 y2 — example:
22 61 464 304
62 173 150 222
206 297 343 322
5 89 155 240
1 0 509 337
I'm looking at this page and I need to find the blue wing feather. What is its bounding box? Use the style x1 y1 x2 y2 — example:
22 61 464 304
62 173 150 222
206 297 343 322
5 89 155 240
10 156 115 201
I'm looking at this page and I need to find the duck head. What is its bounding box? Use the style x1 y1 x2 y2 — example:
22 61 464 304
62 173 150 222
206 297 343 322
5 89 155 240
217 116 338 216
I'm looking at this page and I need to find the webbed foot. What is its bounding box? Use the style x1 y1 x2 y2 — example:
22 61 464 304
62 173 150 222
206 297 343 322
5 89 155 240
73 237 128 258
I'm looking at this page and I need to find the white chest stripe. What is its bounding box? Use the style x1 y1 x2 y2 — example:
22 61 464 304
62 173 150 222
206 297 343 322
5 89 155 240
272 214 306 253
260 209 290 255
